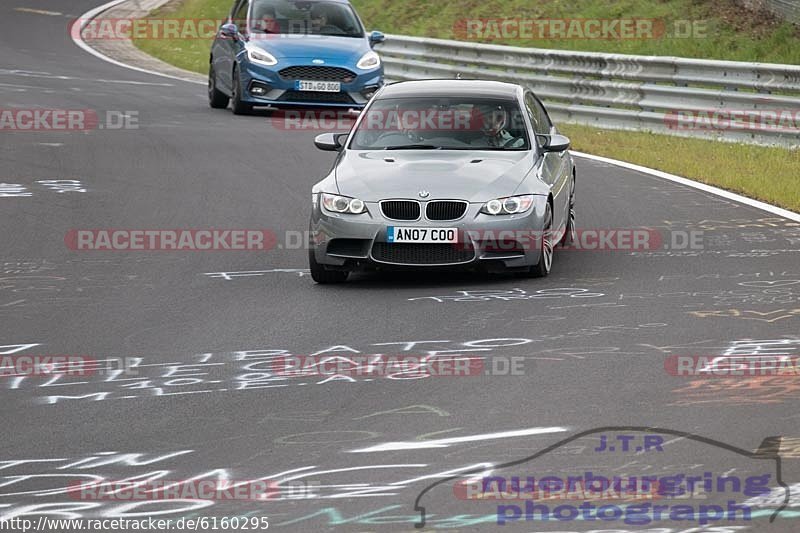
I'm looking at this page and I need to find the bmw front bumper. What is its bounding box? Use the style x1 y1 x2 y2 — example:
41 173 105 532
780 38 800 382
309 196 550 271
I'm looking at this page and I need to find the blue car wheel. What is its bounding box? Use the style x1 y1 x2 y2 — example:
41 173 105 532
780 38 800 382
208 64 230 109
231 65 253 115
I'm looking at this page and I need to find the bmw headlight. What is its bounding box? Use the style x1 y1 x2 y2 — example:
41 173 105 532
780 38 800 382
356 50 381 70
321 193 367 214
245 43 278 66
480 194 535 215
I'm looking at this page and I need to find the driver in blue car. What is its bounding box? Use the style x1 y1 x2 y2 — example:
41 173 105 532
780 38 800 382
310 3 343 34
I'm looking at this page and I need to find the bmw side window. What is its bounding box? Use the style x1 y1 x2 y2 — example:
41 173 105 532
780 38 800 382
524 95 540 132
533 96 554 133
525 93 547 147
526 95 550 136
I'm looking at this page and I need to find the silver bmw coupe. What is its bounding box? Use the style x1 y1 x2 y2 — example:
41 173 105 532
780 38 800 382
308 79 576 283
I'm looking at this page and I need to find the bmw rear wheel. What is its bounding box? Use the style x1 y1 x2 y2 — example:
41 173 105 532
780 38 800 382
560 178 576 247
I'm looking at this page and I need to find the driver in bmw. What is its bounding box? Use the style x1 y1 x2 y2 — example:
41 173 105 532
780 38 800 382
472 105 524 148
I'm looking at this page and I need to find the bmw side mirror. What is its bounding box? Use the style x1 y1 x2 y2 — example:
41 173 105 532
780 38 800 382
538 133 571 152
369 30 385 46
220 23 238 39
315 133 346 152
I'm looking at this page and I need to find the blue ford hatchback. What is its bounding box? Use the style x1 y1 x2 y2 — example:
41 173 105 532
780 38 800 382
209 0 385 114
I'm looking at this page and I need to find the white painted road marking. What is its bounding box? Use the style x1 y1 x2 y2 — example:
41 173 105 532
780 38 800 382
573 151 800 222
349 426 569 452
14 7 63 16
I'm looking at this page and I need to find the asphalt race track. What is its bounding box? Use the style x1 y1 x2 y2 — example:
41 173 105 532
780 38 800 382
2 1 799 532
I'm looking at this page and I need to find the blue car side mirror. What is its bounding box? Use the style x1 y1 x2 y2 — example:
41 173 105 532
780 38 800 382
369 30 385 46
220 23 238 39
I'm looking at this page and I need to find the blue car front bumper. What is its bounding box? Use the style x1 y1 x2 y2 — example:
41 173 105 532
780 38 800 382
238 60 383 108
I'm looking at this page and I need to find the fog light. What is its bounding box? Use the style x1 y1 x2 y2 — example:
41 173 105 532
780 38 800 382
360 85 380 100
249 82 271 96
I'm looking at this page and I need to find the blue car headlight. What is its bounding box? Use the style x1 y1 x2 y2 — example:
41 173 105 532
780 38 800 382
480 194 535 215
245 43 278 66
321 193 367 214
356 51 381 70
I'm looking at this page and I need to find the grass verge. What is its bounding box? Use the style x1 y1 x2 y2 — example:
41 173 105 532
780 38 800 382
133 0 223 73
560 124 799 211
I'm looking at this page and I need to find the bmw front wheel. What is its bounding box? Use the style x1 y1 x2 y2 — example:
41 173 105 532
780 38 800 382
309 249 349 284
527 203 553 278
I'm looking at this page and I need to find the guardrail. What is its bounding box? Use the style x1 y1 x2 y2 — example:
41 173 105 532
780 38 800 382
376 34 800 147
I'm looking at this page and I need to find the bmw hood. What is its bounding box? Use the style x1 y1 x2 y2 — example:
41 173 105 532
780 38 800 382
334 151 538 203
249 35 368 62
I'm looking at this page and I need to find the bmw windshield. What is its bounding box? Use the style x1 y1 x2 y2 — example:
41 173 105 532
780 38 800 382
249 0 364 37
349 97 531 150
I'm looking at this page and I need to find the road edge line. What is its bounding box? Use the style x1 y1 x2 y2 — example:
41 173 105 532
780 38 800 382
70 0 205 85
572 151 800 222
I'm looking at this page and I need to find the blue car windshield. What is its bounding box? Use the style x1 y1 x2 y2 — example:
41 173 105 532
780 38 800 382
249 0 364 37
349 97 531 151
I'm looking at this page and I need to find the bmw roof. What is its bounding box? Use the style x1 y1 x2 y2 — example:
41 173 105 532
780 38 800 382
378 79 523 99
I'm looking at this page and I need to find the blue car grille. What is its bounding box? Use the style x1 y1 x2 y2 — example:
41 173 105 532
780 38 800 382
278 66 357 82
277 91 354 104
371 243 475 265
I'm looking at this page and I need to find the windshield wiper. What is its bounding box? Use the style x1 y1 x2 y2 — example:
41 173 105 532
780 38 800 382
384 144 442 150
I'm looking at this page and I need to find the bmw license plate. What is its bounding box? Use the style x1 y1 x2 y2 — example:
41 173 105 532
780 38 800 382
295 80 341 92
387 227 458 244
